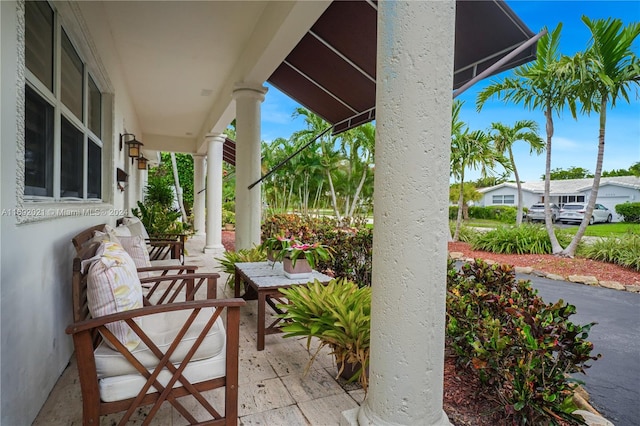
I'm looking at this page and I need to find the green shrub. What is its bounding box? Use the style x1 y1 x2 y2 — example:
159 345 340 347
222 201 236 213
222 209 235 225
615 202 640 223
446 260 599 424
472 224 572 254
132 201 182 234
450 205 521 223
215 246 266 287
579 231 640 271
262 214 373 286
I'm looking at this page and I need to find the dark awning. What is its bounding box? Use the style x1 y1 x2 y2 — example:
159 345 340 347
266 0 536 136
223 137 236 165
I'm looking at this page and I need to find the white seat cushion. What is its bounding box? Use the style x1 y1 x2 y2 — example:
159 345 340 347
98 350 226 402
95 308 226 378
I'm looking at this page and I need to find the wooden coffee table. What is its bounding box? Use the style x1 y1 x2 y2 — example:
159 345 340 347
234 262 332 350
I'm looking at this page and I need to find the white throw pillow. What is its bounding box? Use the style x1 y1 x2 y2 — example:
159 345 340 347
86 241 144 351
117 235 152 278
122 217 150 240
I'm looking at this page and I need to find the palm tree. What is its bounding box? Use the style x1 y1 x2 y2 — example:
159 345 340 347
559 17 640 257
450 128 507 241
291 108 342 219
477 24 572 254
488 120 544 225
339 123 375 219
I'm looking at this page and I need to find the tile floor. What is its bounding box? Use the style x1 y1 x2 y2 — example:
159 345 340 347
33 235 363 425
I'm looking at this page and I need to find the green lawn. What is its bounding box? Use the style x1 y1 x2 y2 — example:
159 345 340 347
462 219 639 238
564 222 639 238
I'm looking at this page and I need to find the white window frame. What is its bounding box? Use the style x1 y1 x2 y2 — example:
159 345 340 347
492 194 514 205
16 0 115 224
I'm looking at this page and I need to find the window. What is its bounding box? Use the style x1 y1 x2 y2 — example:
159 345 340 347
24 1 104 201
25 86 54 196
88 75 102 137
60 117 84 198
492 194 514 205
87 140 102 199
559 195 585 205
61 30 83 120
25 1 54 91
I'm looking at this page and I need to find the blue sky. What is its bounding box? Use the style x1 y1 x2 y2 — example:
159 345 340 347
260 1 640 183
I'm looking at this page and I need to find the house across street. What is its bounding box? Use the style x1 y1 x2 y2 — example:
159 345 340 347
478 176 640 222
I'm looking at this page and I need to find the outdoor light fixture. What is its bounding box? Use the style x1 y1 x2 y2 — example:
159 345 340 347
116 167 128 191
119 133 144 162
136 154 149 170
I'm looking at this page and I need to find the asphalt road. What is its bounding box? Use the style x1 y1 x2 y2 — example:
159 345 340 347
521 273 640 426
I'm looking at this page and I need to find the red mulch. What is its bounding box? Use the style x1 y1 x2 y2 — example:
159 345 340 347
449 241 640 286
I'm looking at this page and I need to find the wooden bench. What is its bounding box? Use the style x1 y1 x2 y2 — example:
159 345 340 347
71 222 184 265
67 241 245 425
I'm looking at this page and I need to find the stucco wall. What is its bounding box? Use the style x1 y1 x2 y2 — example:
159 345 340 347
0 2 143 423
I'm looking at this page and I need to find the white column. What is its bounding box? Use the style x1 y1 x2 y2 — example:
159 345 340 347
192 154 206 236
203 134 225 253
347 1 455 425
232 83 267 250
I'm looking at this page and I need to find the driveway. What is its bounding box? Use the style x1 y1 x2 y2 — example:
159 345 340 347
523 273 640 426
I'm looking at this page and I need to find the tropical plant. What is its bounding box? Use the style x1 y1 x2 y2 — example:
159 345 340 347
477 24 571 254
471 223 573 255
488 120 544 225
448 183 483 220
558 17 640 257
447 260 599 424
214 246 267 287
579 230 640 271
278 279 371 391
131 201 182 235
277 241 333 269
451 124 508 241
222 209 235 225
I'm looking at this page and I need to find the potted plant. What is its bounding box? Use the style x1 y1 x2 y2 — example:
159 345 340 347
259 236 293 264
277 241 332 279
222 209 235 231
278 279 370 391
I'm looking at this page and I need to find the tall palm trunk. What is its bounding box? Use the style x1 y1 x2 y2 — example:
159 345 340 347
170 153 188 223
509 147 524 226
453 170 465 241
348 165 368 218
326 170 342 222
562 97 608 257
543 105 563 254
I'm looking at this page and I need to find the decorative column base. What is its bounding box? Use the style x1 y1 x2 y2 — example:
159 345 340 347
340 407 451 426
203 244 225 255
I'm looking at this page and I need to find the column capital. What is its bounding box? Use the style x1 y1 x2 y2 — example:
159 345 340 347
191 153 206 159
233 82 268 102
204 133 227 144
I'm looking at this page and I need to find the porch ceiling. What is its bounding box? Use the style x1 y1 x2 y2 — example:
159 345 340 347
93 1 534 157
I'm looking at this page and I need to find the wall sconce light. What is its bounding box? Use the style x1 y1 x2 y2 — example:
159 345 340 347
119 133 144 163
136 155 149 170
116 167 128 191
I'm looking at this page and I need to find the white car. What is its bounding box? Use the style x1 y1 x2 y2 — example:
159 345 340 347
526 203 560 223
557 203 613 225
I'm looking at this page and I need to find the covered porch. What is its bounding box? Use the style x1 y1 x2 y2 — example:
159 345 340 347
0 1 538 424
